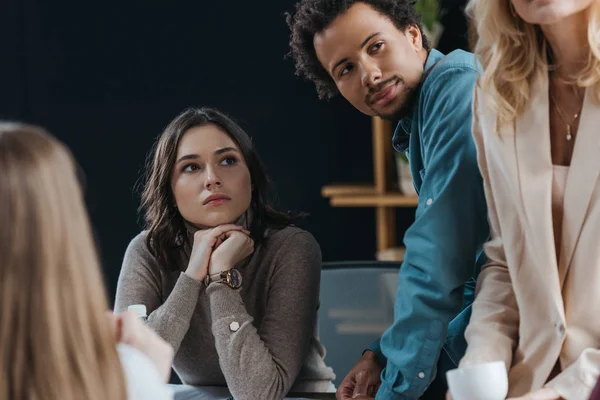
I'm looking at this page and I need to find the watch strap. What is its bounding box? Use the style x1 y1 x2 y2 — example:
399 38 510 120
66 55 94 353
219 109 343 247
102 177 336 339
204 270 227 286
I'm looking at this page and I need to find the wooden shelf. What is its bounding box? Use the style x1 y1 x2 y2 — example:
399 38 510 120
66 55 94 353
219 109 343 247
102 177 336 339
331 194 418 207
321 117 417 253
376 246 406 262
322 184 418 207
321 184 379 197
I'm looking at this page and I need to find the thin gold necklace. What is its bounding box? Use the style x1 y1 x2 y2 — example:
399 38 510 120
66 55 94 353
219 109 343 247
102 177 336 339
549 89 582 141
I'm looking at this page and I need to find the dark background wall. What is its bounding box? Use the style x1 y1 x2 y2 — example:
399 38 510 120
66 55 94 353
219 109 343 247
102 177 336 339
0 0 467 303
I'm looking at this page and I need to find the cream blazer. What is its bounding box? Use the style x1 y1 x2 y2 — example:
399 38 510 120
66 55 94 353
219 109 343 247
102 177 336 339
460 74 600 400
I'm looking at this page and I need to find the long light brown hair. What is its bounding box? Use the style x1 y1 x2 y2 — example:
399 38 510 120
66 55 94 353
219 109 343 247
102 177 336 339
0 123 127 400
467 0 600 125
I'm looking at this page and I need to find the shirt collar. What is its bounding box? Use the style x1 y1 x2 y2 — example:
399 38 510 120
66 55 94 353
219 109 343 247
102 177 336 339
392 49 444 152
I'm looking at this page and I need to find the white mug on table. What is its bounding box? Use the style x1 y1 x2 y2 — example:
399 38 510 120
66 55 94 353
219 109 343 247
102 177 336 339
446 360 508 400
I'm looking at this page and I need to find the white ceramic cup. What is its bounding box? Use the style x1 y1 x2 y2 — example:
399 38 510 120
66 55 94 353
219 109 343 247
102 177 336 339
446 360 508 400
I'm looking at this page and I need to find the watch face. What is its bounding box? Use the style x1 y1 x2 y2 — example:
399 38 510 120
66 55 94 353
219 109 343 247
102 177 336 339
228 268 243 288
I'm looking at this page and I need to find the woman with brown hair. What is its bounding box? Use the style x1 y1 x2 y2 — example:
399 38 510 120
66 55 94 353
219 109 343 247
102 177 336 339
0 122 174 400
460 0 600 399
114 107 335 400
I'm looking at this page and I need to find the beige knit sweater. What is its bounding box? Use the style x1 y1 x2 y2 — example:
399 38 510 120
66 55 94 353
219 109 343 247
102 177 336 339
114 225 335 400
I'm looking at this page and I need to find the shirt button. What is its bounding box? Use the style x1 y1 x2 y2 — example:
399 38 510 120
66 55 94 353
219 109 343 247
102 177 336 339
426 198 433 206
229 321 240 332
418 372 425 379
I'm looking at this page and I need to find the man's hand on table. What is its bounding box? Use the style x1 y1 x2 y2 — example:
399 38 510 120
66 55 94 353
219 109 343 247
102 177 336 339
336 350 382 400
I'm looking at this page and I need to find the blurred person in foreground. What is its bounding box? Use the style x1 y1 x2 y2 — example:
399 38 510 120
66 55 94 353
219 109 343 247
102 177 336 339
0 122 174 400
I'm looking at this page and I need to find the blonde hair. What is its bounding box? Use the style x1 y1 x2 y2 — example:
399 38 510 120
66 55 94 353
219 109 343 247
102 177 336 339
467 0 600 125
0 123 127 400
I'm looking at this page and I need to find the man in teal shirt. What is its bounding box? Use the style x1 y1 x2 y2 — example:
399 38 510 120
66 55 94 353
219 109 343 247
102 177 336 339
287 1 489 399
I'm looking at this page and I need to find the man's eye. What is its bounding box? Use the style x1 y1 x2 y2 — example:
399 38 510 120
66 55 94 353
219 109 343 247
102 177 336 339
340 64 353 76
370 42 384 52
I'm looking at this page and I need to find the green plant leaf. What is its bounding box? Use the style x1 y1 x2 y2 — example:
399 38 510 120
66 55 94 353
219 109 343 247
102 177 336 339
415 0 439 31
396 151 409 164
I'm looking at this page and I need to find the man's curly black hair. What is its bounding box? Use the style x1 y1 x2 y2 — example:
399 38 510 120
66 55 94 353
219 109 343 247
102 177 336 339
286 0 430 100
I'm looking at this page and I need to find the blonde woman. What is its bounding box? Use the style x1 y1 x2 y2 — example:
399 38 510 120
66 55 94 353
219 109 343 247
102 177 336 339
0 123 174 400
459 1 600 399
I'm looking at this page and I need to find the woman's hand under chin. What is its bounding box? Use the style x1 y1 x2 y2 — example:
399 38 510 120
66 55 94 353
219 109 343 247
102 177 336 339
208 229 254 275
184 224 249 282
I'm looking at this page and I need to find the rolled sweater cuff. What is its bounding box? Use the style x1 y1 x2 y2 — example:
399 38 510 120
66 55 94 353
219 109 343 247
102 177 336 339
206 283 253 340
206 282 248 320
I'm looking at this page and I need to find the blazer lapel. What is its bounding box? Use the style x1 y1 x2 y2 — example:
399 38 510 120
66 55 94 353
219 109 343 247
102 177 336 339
515 74 562 298
559 89 600 285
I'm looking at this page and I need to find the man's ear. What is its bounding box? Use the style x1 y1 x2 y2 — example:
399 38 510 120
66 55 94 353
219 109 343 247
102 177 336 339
405 24 423 52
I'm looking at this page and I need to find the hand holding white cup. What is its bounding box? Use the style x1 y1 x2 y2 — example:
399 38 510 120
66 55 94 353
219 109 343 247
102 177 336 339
446 361 508 400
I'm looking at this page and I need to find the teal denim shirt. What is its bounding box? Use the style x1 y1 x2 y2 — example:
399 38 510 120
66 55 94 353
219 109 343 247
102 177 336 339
369 49 489 399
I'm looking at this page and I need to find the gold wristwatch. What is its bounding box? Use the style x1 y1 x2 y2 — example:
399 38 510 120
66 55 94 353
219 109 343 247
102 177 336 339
203 268 243 289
